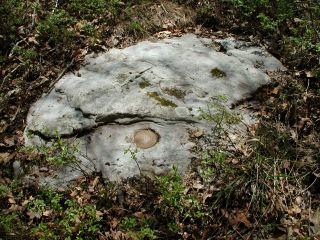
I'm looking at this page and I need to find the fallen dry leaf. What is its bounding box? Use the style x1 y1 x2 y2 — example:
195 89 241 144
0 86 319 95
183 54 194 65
27 211 42 220
193 182 204 190
92 176 100 187
28 36 39 45
109 218 120 229
228 210 252 228
310 208 320 236
8 197 16 204
43 210 53 217
3 136 15 147
0 152 14 164
104 230 130 240
305 71 315 78
202 192 212 204
193 129 204 138
270 86 280 95
15 130 24 145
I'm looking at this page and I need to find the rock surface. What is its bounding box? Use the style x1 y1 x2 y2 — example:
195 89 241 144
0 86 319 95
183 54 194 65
25 34 284 185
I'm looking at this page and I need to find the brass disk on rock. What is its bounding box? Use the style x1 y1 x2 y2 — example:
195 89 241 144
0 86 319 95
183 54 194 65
134 129 159 149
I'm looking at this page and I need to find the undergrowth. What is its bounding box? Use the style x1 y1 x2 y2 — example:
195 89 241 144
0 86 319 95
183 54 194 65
0 0 319 239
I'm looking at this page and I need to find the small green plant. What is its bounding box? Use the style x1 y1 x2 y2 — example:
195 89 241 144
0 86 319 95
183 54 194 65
22 130 79 168
121 217 137 230
27 198 47 215
37 9 75 46
124 147 141 175
0 213 21 234
78 21 97 36
129 20 144 35
156 166 204 221
58 200 102 239
0 184 9 196
167 222 179 232
156 166 184 210
201 148 228 180
121 216 158 240
38 187 63 211
32 222 59 240
136 227 158 240
46 132 79 166
0 0 25 54
12 46 38 65
257 13 280 31
67 0 108 20
198 95 242 132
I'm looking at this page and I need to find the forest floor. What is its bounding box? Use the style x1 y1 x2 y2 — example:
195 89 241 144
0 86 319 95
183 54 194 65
0 0 319 239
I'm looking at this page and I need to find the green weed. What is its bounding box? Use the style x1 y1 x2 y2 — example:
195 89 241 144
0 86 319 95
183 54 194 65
156 166 204 221
121 217 137 230
66 0 107 20
12 46 38 65
198 95 242 133
0 184 9 196
37 9 75 46
121 216 158 240
26 130 79 167
0 213 21 234
27 198 47 215
129 20 144 36
201 148 229 180
80 22 96 36
0 0 25 53
124 147 141 175
31 222 59 240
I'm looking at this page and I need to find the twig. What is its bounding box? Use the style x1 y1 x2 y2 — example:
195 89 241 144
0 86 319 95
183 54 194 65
0 64 22 90
8 38 27 58
299 174 318 194
308 194 312 236
232 225 246 240
305 79 310 95
46 58 75 95
307 2 320 42
11 105 21 121
161 3 168 14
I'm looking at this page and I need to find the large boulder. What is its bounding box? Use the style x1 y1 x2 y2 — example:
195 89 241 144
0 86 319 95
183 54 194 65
25 34 284 185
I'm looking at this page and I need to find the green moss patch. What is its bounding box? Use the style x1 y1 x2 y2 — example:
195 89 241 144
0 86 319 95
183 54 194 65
211 68 226 78
139 80 151 89
162 87 186 99
146 92 177 108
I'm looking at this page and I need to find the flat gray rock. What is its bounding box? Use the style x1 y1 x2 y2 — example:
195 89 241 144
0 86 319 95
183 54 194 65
25 34 284 185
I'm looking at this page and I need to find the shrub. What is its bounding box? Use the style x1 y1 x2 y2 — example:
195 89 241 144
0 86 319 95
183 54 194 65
0 0 25 55
37 9 75 47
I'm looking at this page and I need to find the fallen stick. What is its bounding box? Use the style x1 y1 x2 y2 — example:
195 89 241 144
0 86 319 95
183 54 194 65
45 58 75 95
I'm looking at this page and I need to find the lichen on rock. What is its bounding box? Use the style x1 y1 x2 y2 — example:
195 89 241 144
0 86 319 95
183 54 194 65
146 92 177 108
139 79 151 89
211 67 226 78
162 87 186 99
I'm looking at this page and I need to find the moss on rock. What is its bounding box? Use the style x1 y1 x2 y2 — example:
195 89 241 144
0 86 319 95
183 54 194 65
211 68 226 78
146 92 177 108
139 80 151 89
162 87 186 99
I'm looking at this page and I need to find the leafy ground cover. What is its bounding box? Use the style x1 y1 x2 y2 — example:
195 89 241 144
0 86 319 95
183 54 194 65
0 0 319 239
